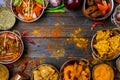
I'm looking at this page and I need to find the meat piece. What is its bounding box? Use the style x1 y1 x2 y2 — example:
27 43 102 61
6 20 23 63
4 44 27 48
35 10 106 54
85 6 98 15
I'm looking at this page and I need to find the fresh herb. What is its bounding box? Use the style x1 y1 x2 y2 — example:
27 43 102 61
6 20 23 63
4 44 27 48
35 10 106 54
13 0 23 6
35 0 43 4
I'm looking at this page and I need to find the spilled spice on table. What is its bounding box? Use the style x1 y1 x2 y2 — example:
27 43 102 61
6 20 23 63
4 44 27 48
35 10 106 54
67 28 89 54
31 29 40 35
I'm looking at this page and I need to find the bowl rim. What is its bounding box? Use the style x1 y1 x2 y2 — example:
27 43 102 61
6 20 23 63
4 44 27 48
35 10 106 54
60 58 91 80
92 63 114 80
0 31 24 64
32 63 60 80
116 56 120 72
82 0 114 20
91 29 120 60
10 0 45 23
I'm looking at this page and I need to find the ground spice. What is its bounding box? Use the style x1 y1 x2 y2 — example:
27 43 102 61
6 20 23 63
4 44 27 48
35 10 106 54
52 27 62 39
31 29 40 35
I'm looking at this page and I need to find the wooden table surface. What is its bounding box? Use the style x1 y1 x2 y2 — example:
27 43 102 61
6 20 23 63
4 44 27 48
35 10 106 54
1 0 120 80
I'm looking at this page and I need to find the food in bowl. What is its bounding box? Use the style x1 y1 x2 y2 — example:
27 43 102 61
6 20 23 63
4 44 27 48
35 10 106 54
92 63 114 80
0 64 9 80
83 0 114 20
12 0 44 22
60 59 90 80
0 7 15 30
92 29 120 60
0 31 23 64
32 64 59 80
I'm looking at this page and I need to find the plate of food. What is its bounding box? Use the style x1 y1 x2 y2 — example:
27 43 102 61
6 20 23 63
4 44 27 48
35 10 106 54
32 64 59 80
82 0 114 20
60 59 91 80
0 31 24 64
11 0 45 22
91 29 120 60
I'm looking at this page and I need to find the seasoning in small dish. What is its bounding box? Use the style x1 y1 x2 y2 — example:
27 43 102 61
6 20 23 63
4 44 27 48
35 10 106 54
0 7 15 30
92 63 114 80
0 64 9 80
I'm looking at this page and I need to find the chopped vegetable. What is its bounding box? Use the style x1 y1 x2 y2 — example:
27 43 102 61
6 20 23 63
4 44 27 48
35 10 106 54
87 0 94 6
35 0 43 4
47 3 65 10
49 0 61 6
13 0 23 6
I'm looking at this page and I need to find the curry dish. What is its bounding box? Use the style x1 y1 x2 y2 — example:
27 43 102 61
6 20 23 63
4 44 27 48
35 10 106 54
93 64 114 80
93 30 120 59
62 60 90 80
0 32 22 62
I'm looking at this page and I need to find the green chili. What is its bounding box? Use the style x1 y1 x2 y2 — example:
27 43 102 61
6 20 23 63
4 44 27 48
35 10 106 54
47 3 65 10
45 9 65 13
35 0 43 4
13 0 23 6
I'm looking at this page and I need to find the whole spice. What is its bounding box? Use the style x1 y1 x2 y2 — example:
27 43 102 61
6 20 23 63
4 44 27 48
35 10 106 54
91 21 106 30
21 31 28 36
25 38 35 44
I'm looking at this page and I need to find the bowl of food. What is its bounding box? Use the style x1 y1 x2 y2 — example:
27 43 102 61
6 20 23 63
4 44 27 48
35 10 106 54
32 64 59 80
111 4 120 27
116 56 120 72
82 0 114 20
11 0 45 22
92 63 114 80
91 29 120 60
0 31 24 64
0 7 16 30
0 64 9 80
60 59 91 80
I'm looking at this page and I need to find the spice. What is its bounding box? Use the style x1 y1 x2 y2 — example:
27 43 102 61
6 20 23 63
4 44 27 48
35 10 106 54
91 21 106 30
21 31 28 36
32 29 40 35
25 38 35 44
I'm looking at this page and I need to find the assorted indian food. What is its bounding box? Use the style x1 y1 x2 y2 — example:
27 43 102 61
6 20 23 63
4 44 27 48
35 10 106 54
84 0 111 18
12 0 44 22
0 31 23 63
0 8 15 30
92 63 114 80
33 64 59 80
92 30 120 59
61 60 90 80
0 64 9 80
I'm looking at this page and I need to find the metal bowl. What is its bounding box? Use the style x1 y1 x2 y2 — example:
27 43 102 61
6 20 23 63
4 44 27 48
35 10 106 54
0 64 9 80
92 63 114 80
91 29 120 60
111 4 120 27
11 0 45 22
32 64 59 80
60 59 91 80
0 31 24 64
116 56 120 72
82 0 114 20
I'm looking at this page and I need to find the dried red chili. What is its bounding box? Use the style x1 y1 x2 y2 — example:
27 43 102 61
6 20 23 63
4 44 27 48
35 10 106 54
21 31 28 36
91 21 106 30
25 38 35 44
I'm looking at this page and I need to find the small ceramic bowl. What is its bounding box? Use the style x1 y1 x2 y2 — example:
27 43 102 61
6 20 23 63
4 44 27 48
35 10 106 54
82 0 114 20
91 29 120 60
60 59 91 80
32 64 59 80
11 0 45 22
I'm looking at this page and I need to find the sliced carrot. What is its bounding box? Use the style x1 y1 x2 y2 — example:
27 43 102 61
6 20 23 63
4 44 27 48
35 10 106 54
97 4 108 11
22 2 27 8
102 0 107 6
36 2 43 8
24 16 34 21
12 53 18 60
33 6 42 13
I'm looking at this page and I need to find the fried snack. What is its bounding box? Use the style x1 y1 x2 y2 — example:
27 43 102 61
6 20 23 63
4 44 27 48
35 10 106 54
63 61 90 80
93 64 114 80
85 6 98 15
93 30 120 59
33 65 59 80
